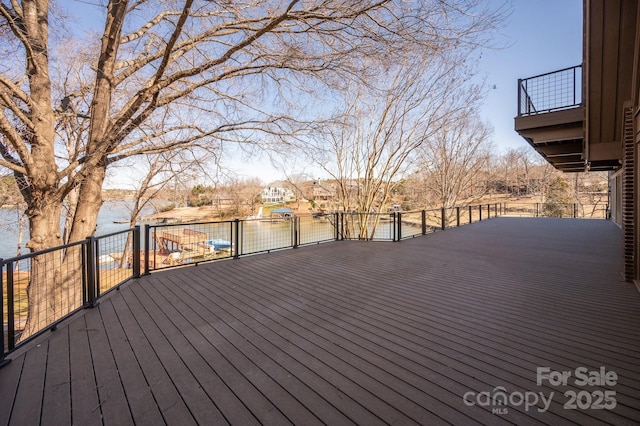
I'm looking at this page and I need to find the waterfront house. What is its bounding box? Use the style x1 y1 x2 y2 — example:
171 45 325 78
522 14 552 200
261 186 295 204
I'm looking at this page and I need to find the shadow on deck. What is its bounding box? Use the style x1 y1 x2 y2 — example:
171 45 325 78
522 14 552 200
1 218 639 425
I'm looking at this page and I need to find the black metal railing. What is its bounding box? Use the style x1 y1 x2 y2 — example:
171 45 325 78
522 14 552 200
1 227 140 360
3 202 559 361
518 65 582 116
502 203 608 219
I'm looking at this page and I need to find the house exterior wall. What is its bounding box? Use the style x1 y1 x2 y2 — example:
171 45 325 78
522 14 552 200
586 0 640 281
634 99 640 280
261 187 294 204
626 5 640 281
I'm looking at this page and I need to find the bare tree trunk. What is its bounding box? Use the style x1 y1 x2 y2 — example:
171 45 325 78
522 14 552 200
22 202 63 338
67 167 105 244
22 166 107 341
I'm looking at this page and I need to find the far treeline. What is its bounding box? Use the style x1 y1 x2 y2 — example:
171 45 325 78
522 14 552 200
166 150 607 218
84 148 609 219
0 148 609 218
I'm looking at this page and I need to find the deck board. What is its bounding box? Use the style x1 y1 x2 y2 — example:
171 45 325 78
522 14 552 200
0 349 22 425
84 303 134 426
123 283 228 425
133 278 285 426
1 218 640 425
41 325 71 426
10 338 46 426
154 274 341 426
68 316 102 426
110 288 197 425
98 299 165 426
196 267 485 425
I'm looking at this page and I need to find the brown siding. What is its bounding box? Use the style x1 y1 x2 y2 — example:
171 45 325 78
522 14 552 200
587 0 638 161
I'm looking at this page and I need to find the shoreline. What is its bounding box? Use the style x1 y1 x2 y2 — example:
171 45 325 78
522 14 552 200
140 206 222 222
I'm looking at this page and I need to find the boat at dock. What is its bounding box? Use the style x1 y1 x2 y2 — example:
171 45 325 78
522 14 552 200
205 238 233 250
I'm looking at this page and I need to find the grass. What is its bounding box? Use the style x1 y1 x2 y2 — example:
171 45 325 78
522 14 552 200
98 267 134 293
2 271 29 324
2 267 134 327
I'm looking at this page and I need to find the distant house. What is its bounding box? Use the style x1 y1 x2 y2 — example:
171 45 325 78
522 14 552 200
261 186 294 204
312 180 337 200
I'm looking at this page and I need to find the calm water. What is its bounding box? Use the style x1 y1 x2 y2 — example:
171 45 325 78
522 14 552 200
0 204 403 261
0 201 154 260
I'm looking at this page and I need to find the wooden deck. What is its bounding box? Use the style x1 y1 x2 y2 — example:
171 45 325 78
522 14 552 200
1 217 639 425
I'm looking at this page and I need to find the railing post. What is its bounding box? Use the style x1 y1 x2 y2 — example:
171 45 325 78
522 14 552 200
132 225 141 278
233 219 240 259
536 203 539 217
456 207 460 226
144 224 151 275
84 237 97 308
441 208 446 230
5 261 15 351
479 205 482 221
469 205 472 224
0 260 10 367
397 212 402 241
95 237 102 298
487 204 490 219
573 66 577 106
574 203 578 218
293 216 299 248
334 212 340 241
517 78 522 115
0 262 4 360
421 210 427 235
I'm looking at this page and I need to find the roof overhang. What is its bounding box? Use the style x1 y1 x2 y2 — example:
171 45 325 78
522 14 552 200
515 107 586 172
582 0 637 171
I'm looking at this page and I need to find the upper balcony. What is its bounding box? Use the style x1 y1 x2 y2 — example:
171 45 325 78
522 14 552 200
514 65 587 172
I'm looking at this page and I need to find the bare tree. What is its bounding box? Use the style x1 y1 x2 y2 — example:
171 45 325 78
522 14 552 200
494 146 541 197
514 147 539 197
0 0 507 336
280 173 311 210
416 113 493 210
571 171 608 218
300 51 483 238
115 149 209 269
215 176 263 217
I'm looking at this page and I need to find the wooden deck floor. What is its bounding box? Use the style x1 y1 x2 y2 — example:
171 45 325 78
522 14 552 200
1 217 639 425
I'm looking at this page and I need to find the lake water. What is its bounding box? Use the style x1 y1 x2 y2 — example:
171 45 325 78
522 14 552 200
0 203 404 261
0 201 154 260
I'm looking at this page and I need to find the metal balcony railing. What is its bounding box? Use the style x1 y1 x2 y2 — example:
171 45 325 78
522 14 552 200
1 203 505 361
518 65 582 116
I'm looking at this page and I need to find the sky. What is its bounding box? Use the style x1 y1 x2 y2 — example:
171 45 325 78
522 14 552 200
226 0 584 183
477 0 582 153
68 0 584 186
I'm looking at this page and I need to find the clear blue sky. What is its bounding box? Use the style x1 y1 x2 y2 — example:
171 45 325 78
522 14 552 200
478 0 583 154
